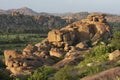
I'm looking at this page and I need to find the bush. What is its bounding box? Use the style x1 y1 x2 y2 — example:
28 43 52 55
111 31 120 50
0 69 13 80
0 59 5 67
28 66 56 80
78 44 114 79
86 44 112 57
54 65 77 80
78 64 113 79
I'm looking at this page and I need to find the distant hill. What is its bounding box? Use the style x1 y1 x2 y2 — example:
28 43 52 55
0 7 120 22
0 13 74 34
56 12 120 22
0 7 120 34
106 14 120 22
0 7 38 16
6 7 38 16
0 7 54 16
60 12 89 21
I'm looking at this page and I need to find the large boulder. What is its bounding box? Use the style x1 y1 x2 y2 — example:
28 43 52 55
109 50 120 60
48 30 63 42
48 29 76 47
76 42 88 49
49 48 64 58
4 50 22 65
23 44 38 55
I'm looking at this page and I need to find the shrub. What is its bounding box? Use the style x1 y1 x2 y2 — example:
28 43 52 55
54 65 77 80
28 66 56 80
86 44 112 57
111 31 120 50
78 64 113 79
0 59 5 67
0 69 13 80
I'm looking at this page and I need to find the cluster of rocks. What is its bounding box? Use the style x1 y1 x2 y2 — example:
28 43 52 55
4 14 111 76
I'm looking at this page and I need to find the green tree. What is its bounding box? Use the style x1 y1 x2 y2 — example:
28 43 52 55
111 31 120 50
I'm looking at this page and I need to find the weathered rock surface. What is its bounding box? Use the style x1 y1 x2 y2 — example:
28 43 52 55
4 50 23 66
76 42 88 49
109 50 120 60
4 14 111 76
48 14 111 47
23 44 38 55
49 48 64 58
81 67 120 80
53 51 84 68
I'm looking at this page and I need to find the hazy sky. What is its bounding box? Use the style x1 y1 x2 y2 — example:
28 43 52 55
0 0 120 14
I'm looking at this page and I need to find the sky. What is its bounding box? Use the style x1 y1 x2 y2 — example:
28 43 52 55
0 0 120 14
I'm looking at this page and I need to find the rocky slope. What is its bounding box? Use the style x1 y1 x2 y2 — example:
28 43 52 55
60 12 120 22
0 7 120 34
0 7 38 15
0 12 74 33
4 14 111 76
1 7 120 22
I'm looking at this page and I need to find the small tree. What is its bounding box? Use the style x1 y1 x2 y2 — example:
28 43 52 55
28 66 56 80
54 65 75 80
111 31 120 50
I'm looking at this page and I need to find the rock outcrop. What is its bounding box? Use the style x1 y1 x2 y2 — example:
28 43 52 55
4 14 111 76
53 50 85 68
48 14 111 47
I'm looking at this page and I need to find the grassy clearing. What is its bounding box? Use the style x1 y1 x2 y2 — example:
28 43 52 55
0 33 46 56
74 44 120 79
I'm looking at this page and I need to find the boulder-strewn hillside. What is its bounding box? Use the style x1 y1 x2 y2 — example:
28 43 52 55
106 14 120 22
4 14 111 77
58 12 89 21
0 13 74 33
0 7 120 34
60 12 120 22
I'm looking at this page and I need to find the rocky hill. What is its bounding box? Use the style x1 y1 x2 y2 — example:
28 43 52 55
1 7 120 22
0 12 74 33
60 12 120 23
0 7 38 15
0 7 120 34
4 14 111 76
0 7 56 16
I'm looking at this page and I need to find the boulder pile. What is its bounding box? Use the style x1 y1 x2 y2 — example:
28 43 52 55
4 14 111 76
